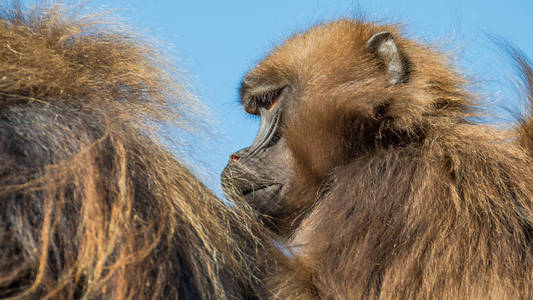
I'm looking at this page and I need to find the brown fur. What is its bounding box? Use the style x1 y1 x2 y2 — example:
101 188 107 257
516 52 533 154
244 20 533 299
0 2 274 299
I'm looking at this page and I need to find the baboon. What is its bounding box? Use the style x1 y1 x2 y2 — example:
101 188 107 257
222 20 533 298
0 2 276 299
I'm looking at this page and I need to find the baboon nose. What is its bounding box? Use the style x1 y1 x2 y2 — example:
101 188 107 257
230 153 240 161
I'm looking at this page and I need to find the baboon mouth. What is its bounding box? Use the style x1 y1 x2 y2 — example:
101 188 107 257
242 184 282 198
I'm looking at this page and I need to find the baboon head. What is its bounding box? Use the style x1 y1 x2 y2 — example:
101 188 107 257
222 20 468 236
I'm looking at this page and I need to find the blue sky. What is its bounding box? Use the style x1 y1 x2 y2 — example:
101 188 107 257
83 0 533 195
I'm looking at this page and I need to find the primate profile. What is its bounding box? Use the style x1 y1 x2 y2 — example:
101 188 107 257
223 19 533 298
0 3 275 299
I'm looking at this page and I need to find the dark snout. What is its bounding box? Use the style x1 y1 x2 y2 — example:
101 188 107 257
221 148 284 216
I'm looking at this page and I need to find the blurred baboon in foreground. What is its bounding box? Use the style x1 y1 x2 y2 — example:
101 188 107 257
223 20 533 299
0 2 276 299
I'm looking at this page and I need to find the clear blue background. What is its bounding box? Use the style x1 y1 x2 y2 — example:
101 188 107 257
83 0 533 196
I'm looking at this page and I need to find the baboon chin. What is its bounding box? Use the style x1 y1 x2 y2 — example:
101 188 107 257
223 19 533 298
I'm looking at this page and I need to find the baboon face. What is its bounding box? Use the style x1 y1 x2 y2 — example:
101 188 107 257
220 46 304 220
220 80 294 219
222 20 409 223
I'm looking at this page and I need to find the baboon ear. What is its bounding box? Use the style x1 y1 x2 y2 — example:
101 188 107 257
366 31 407 85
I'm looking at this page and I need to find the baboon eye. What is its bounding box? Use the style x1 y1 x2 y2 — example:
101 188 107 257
245 87 284 115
